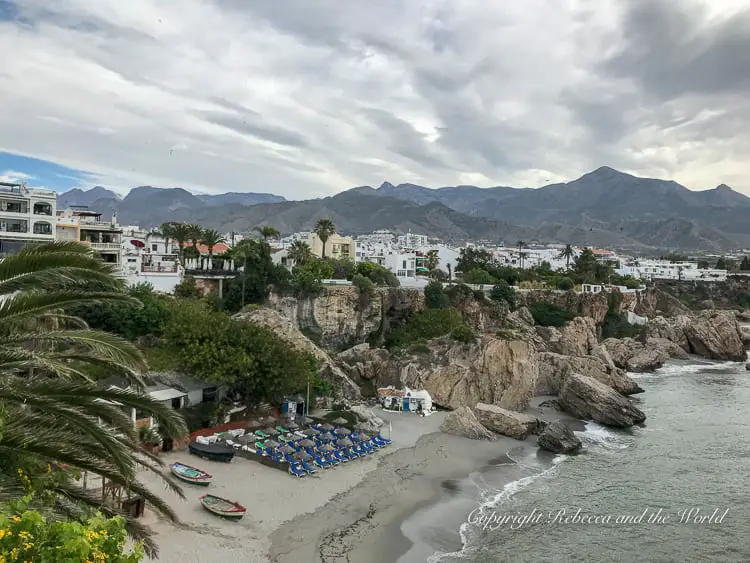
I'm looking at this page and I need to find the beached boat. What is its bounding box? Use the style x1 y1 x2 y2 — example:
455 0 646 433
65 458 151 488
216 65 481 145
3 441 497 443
188 441 235 462
199 494 247 520
171 462 213 486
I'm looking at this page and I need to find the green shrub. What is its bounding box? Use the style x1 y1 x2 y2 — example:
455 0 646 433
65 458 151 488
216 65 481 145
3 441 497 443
461 268 496 285
556 277 574 291
406 340 431 355
424 280 450 309
490 280 516 309
495 328 519 340
450 324 476 343
528 302 575 327
386 308 467 348
446 283 475 303
353 261 400 286
352 273 375 297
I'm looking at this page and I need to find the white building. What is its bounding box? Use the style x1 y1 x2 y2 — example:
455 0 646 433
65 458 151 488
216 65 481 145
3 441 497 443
0 181 56 255
617 260 727 282
397 232 429 249
56 207 123 267
120 226 181 293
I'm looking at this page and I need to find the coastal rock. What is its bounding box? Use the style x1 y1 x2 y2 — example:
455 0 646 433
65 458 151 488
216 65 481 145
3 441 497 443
473 403 545 440
740 325 750 346
558 373 646 428
603 336 689 372
537 421 582 454
349 405 384 433
440 406 497 441
537 316 599 357
535 352 643 396
234 308 361 399
336 336 539 412
646 315 690 352
683 310 746 362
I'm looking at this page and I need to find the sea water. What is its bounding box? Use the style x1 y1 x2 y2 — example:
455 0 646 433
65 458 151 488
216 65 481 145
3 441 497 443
401 358 750 563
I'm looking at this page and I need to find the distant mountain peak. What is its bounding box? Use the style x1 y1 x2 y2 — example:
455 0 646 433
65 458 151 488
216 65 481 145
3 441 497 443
379 181 395 190
715 183 734 191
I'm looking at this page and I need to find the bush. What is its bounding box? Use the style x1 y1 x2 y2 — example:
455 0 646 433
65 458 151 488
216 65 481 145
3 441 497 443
424 280 450 309
461 268 496 285
354 261 400 287
556 277 575 291
446 283 475 304
174 276 203 299
450 324 476 343
386 308 468 348
352 273 375 297
490 280 516 309
528 302 575 327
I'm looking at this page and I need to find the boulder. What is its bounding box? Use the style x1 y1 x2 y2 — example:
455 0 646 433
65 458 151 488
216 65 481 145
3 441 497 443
740 325 750 346
537 421 582 454
440 406 497 441
535 352 643 396
350 404 384 433
683 310 746 361
558 373 646 428
603 337 690 373
337 344 392 382
473 403 546 440
647 316 690 352
537 316 599 357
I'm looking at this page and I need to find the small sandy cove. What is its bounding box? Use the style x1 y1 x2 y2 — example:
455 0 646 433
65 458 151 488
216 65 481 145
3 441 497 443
140 410 447 562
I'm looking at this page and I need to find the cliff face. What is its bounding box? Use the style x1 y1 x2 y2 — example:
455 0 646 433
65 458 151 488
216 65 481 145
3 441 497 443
652 278 750 311
267 287 424 350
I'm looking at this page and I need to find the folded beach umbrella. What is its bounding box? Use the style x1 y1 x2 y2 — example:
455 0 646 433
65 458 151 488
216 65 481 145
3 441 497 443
335 438 353 447
264 439 281 449
302 428 321 436
278 445 296 454
318 432 335 442
334 427 351 436
319 443 335 452
293 451 313 461
284 420 300 430
247 420 262 430
263 427 280 436
320 423 335 431
297 439 316 448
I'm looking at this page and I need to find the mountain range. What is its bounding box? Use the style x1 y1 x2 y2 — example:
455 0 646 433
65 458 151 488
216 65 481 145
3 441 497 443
56 167 750 251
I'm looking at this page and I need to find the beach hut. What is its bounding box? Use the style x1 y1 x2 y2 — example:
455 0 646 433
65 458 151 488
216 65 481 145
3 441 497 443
402 388 433 413
281 394 305 418
378 386 405 411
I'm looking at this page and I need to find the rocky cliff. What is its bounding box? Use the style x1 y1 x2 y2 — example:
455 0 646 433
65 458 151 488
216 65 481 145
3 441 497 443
653 278 750 311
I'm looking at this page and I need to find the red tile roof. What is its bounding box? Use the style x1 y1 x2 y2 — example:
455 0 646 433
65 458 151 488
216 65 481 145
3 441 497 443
184 242 230 255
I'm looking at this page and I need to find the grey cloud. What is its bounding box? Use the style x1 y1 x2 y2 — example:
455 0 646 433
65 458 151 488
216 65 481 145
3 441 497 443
199 110 308 148
603 0 750 100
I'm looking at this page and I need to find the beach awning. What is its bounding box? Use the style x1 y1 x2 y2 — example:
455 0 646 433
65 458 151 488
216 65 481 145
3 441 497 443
293 452 312 461
320 423 335 431
264 439 280 448
334 427 351 435
332 417 348 425
335 438 353 447
302 428 320 436
284 421 300 430
297 439 315 447
320 444 335 452
278 445 296 454
263 427 280 436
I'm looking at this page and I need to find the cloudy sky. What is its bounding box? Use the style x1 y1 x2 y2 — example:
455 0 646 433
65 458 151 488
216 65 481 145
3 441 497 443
0 0 749 198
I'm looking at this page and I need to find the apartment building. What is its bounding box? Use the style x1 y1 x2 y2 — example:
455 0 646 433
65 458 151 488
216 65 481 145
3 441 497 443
56 207 123 266
302 232 355 260
0 181 56 255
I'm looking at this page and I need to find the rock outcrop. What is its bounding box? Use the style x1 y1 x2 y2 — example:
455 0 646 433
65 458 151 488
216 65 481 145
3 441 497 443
349 405 384 434
473 403 545 440
537 421 582 454
602 337 688 372
536 316 599 357
234 308 361 399
440 406 497 441
558 373 646 428
536 352 643 396
337 337 539 411
647 311 746 361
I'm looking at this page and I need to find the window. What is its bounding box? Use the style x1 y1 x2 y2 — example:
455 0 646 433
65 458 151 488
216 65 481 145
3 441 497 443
152 243 158 251
202 387 217 403
33 221 52 234
33 202 52 215
0 200 27 213
402 260 407 269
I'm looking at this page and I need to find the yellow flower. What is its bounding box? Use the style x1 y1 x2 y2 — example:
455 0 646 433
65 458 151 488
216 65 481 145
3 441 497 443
10 515 21 522
47 464 52 473
18 531 30 539
0 529 6 540
99 529 107 535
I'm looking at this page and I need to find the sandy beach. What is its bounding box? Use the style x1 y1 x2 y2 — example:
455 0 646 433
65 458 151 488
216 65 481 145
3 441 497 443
142 401 575 562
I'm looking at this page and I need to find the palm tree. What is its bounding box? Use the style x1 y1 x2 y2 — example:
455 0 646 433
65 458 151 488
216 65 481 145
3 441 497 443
186 224 203 253
170 223 191 267
287 240 312 266
425 250 439 278
254 225 280 242
516 240 527 269
0 241 187 557
558 244 575 270
200 228 226 261
314 219 336 259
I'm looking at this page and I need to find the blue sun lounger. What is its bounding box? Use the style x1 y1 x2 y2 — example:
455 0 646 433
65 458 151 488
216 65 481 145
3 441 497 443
301 460 317 474
334 450 349 462
313 455 331 469
289 464 306 478
324 453 340 466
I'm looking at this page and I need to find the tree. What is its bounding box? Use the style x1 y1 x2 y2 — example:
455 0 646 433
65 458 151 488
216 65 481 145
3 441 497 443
0 242 188 556
572 248 600 283
741 256 750 271
697 260 709 269
456 248 495 274
557 244 575 269
715 257 727 270
169 222 192 267
222 239 288 311
424 250 439 278
161 300 311 403
424 280 449 309
254 225 280 241
186 224 203 252
292 258 334 296
353 261 399 287
516 240 527 268
200 228 226 260
287 240 312 266
314 219 336 259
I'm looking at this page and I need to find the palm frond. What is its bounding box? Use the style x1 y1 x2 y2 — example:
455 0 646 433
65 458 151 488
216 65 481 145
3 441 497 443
0 291 137 324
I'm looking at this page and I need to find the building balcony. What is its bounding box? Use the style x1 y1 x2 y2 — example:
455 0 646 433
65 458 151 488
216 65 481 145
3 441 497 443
89 242 121 251
142 264 179 273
